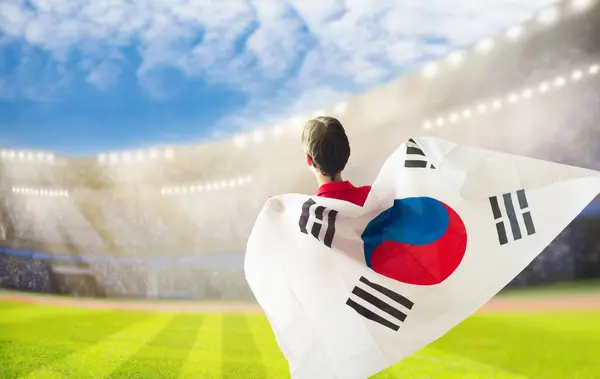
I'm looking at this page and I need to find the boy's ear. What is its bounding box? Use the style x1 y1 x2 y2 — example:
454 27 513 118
306 154 313 167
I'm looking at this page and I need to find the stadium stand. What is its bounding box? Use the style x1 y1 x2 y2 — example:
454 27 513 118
0 0 599 299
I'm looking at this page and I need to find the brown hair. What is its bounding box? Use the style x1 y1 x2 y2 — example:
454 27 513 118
301 116 350 180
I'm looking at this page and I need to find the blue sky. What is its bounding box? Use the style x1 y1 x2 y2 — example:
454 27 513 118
0 0 553 155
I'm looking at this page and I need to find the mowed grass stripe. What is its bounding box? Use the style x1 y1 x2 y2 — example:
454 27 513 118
431 311 600 379
0 309 151 378
179 314 223 378
221 314 266 378
375 347 529 379
245 314 289 378
21 313 174 379
107 313 202 379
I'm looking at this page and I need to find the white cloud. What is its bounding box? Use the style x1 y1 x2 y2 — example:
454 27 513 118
0 0 555 128
86 60 122 90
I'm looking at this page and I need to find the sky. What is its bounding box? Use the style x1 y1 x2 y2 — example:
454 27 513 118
0 0 555 155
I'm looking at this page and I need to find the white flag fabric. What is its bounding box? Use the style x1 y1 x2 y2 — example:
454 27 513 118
245 137 600 379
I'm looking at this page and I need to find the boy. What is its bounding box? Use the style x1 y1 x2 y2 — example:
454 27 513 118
302 116 371 206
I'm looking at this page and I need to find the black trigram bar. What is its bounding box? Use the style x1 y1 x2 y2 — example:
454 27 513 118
489 189 536 246
346 276 414 331
299 198 338 248
405 138 435 169
503 193 522 241
517 189 536 236
299 198 315 234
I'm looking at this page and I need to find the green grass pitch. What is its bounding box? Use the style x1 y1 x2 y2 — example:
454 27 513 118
0 294 599 378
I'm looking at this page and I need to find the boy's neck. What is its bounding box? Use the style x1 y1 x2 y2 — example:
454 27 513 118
316 172 344 188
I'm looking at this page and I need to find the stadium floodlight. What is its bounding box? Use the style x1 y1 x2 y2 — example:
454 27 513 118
522 88 533 99
538 82 550 93
272 125 283 136
492 100 502 110
236 177 245 185
234 135 247 147
449 113 459 123
507 93 519 104
334 102 347 115
554 76 566 87
109 153 119 164
477 103 488 114
538 6 559 25
195 185 204 192
462 109 472 119
446 51 464 66
160 188 166 195
422 62 438 78
476 38 494 54
245 176 253 184
435 117 445 127
506 25 524 40
571 0 593 12
164 148 174 160
422 120 432 130
590 64 600 75
253 130 264 143
571 70 583 81
291 116 304 130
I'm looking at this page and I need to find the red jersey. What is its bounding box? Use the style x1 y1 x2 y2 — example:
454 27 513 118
316 181 371 207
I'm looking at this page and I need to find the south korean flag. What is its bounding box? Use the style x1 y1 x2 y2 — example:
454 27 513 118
245 137 600 379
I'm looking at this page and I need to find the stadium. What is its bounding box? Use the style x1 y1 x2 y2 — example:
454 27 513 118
1 0 600 377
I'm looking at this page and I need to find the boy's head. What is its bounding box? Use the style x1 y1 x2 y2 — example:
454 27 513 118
301 116 350 181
